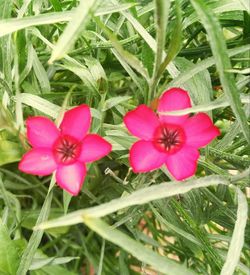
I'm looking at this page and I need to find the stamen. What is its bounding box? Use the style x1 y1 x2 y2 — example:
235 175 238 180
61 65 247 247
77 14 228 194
53 135 81 165
153 124 185 154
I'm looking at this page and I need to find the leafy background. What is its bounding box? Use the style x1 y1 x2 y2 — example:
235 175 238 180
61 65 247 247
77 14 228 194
0 0 249 274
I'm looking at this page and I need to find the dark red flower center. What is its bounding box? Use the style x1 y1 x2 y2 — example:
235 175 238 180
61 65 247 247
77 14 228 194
53 135 81 165
153 123 185 154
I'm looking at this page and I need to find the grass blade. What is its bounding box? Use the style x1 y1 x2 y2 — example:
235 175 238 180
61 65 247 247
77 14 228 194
190 0 250 144
36 175 228 229
221 188 248 275
168 44 250 88
0 4 135 38
158 94 250 116
17 179 55 275
93 17 149 80
83 217 196 275
49 0 98 63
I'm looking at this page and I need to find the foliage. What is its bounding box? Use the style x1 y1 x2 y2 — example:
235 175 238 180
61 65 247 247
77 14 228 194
0 0 249 274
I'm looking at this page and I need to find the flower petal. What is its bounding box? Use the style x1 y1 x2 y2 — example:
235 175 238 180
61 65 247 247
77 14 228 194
19 148 57 176
79 134 112 163
27 117 60 148
60 105 91 141
165 146 199 180
158 88 191 125
56 162 86 196
130 140 167 173
183 113 220 148
124 105 160 140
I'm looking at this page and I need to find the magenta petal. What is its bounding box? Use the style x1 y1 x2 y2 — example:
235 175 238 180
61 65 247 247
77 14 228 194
184 113 220 148
158 88 192 125
19 148 57 176
165 146 199 180
27 117 60 148
124 105 160 140
56 162 86 196
60 105 91 141
79 134 112 163
130 140 167 173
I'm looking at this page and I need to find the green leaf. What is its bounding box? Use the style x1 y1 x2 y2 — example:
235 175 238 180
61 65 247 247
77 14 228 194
0 3 136 38
61 61 99 93
173 57 212 106
221 188 248 275
103 96 131 111
0 11 73 38
157 94 249 116
168 44 250 88
83 217 196 275
16 93 60 118
30 256 79 270
109 0 179 79
95 3 137 16
49 0 98 63
190 0 250 144
0 222 19 275
97 239 105 275
141 43 154 77
0 140 22 165
93 17 149 80
111 0 156 51
91 31 145 93
30 265 76 275
63 191 72 215
31 46 50 94
36 175 229 229
17 180 55 275
183 0 249 29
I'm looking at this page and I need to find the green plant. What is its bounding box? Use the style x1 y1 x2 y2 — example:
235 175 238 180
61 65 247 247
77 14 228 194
0 0 249 274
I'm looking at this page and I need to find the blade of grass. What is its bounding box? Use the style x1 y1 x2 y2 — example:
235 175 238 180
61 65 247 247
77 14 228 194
0 11 73 37
36 175 229 230
150 205 201 246
111 0 156 51
97 239 105 275
93 16 149 80
167 44 250 88
89 31 145 93
221 188 248 275
0 0 12 87
190 0 250 144
49 0 98 63
31 45 50 93
183 0 249 29
0 4 136 38
83 217 196 275
14 37 24 132
158 94 250 116
17 176 55 275
16 93 60 118
110 0 179 79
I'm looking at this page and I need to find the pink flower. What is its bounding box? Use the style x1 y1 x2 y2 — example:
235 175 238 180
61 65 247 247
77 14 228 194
19 105 112 195
124 88 220 180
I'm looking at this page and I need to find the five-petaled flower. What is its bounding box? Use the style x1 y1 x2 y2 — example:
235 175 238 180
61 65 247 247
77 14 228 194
19 105 112 196
124 88 220 180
